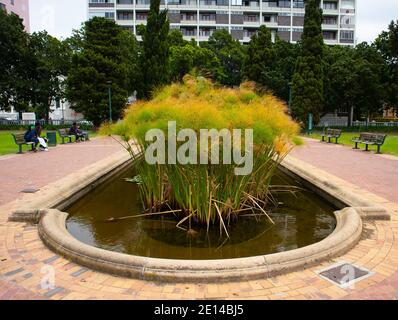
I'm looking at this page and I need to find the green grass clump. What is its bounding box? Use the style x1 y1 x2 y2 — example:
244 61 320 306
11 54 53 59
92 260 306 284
105 76 300 231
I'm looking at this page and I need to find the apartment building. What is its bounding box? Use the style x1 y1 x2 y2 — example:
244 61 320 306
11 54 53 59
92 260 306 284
0 0 30 32
91 0 356 45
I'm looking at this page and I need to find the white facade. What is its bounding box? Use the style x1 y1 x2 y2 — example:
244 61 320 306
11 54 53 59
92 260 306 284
0 101 83 122
88 0 356 45
49 99 84 122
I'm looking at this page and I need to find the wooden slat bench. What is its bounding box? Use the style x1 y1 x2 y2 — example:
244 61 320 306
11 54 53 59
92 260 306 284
58 128 75 144
321 128 342 144
12 133 35 154
352 133 387 154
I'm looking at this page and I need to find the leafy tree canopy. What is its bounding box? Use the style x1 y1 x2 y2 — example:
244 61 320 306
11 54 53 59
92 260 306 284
65 17 132 126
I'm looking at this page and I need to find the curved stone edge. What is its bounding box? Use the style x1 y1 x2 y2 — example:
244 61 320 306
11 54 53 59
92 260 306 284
38 207 362 283
281 156 390 220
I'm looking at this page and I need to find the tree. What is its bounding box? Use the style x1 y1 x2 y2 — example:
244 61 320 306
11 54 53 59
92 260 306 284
204 29 245 86
242 26 298 103
138 0 170 99
375 20 398 112
192 46 224 82
352 43 385 119
170 45 195 81
291 0 324 125
168 29 187 47
323 43 385 124
119 29 141 99
169 33 224 82
271 39 299 103
28 31 70 121
243 25 275 84
0 9 29 113
65 17 131 126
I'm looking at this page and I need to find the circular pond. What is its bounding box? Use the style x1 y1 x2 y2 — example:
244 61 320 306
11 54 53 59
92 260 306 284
66 168 337 260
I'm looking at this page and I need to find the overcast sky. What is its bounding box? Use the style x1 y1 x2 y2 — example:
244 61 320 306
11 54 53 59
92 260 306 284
30 0 398 43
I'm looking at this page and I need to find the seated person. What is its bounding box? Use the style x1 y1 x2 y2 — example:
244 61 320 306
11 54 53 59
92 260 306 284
24 123 48 152
69 122 87 142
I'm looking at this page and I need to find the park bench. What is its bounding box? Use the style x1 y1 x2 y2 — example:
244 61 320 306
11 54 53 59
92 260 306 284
352 132 387 154
12 133 35 154
58 128 75 144
321 128 342 144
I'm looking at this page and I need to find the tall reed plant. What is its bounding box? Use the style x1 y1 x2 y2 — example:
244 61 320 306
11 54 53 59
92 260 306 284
102 76 300 232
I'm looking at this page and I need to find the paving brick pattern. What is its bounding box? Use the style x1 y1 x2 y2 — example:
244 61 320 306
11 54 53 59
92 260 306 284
1 137 398 300
0 138 123 207
290 138 398 203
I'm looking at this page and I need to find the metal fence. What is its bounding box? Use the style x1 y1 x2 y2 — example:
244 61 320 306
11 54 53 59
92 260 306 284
0 119 93 127
316 120 398 128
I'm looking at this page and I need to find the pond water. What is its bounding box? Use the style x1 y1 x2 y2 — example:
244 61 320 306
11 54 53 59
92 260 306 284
66 167 336 260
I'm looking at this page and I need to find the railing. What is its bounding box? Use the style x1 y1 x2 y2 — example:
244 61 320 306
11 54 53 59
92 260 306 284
316 120 398 128
0 119 94 127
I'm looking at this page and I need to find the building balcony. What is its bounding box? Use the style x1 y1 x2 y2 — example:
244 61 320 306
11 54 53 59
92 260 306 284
117 19 134 25
324 39 338 45
89 2 115 8
242 2 260 8
183 35 197 41
243 20 260 26
340 24 355 29
322 8 339 15
182 33 197 37
340 8 355 14
180 18 197 24
198 35 211 41
263 21 278 27
291 7 305 13
199 19 216 24
262 5 291 13
116 4 134 10
322 23 338 30
168 4 197 9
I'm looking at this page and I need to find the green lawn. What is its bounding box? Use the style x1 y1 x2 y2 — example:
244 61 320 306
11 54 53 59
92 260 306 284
0 130 97 155
307 131 398 156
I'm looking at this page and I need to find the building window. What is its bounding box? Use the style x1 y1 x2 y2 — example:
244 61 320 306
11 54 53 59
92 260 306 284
293 0 304 8
340 30 354 40
117 11 133 20
90 0 115 3
323 1 338 10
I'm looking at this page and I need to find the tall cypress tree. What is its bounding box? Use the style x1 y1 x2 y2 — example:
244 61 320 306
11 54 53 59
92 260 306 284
138 0 170 99
291 0 324 125
243 25 275 85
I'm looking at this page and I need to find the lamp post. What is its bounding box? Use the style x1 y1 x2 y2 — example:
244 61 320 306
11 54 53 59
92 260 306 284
288 82 292 113
107 80 112 123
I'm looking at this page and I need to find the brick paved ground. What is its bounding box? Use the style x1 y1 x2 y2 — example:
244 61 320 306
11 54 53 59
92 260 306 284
0 138 123 206
0 136 398 300
290 138 398 203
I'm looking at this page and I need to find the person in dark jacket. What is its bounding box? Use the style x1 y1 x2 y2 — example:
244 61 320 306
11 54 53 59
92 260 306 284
24 122 48 152
69 122 85 142
24 125 40 152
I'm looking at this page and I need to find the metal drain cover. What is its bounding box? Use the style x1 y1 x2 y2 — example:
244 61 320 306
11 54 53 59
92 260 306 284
317 262 373 288
20 188 40 193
